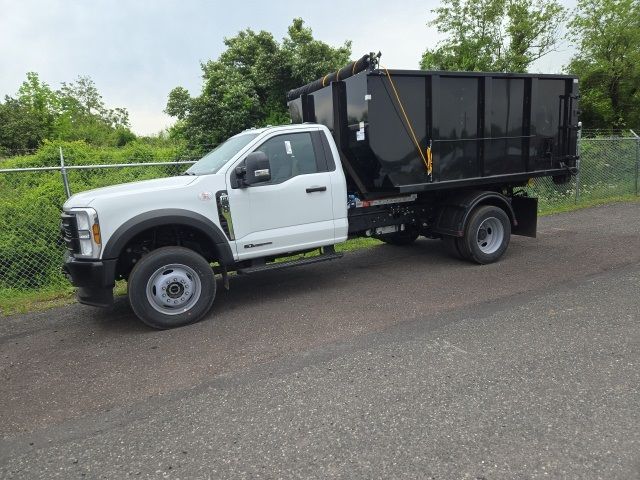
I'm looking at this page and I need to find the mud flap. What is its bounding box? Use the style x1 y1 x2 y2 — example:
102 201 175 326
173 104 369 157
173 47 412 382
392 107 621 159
512 196 538 237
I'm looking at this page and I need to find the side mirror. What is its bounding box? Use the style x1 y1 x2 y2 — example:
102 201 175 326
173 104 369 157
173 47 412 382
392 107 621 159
242 151 271 186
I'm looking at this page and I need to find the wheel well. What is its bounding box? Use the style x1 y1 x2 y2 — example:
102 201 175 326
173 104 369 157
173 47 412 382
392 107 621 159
474 197 516 226
115 224 219 280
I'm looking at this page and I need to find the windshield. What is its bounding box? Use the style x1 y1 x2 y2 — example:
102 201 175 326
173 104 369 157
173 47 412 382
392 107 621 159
186 132 259 175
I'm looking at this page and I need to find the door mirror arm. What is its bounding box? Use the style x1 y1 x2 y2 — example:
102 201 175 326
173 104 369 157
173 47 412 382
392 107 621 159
233 165 247 188
235 165 247 187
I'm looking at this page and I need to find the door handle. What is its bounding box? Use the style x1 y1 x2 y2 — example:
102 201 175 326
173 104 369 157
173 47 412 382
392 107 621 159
306 186 327 193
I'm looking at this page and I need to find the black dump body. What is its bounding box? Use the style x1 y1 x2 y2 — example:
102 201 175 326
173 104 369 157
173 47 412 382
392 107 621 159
288 63 579 199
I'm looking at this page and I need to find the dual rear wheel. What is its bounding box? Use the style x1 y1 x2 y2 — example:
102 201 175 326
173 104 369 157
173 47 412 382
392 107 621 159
442 205 511 264
379 205 511 264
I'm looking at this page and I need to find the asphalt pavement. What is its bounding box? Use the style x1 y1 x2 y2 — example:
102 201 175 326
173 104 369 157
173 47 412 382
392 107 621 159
1 202 639 479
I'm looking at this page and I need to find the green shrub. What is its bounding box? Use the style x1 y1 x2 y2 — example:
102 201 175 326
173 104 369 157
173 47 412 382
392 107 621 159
0 140 191 292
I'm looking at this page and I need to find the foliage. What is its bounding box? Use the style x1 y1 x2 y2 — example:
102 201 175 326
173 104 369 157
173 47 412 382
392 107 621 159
165 18 351 153
283 19 352 89
0 73 136 154
420 0 565 72
0 140 191 294
566 0 640 129
0 73 58 152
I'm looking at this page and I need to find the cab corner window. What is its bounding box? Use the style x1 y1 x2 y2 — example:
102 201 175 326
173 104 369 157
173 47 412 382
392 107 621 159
253 132 319 184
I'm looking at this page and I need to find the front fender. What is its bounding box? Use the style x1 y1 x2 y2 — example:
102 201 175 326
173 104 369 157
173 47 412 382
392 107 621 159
102 208 234 266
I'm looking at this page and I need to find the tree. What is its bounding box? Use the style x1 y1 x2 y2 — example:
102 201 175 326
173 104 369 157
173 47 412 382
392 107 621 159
169 63 261 150
283 18 352 87
56 76 132 145
165 18 351 151
216 27 290 126
165 86 192 120
0 73 135 153
420 0 565 72
566 0 640 129
0 95 50 152
0 73 60 152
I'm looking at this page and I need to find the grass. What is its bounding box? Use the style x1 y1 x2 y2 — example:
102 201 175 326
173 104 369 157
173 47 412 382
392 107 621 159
0 286 76 316
0 196 637 316
537 193 640 216
0 280 128 317
270 236 381 264
336 236 382 252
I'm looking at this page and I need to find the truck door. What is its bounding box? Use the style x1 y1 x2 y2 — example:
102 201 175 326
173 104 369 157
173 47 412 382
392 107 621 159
226 130 336 260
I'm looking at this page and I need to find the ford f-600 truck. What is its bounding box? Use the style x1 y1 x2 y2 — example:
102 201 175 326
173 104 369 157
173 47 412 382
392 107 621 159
62 54 579 329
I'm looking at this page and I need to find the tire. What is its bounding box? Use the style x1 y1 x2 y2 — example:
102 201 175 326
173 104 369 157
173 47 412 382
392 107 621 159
379 228 419 246
128 246 216 329
442 235 467 260
459 205 511 264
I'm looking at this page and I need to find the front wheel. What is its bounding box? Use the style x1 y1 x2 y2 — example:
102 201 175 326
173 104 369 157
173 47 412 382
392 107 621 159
128 246 216 329
459 205 511 264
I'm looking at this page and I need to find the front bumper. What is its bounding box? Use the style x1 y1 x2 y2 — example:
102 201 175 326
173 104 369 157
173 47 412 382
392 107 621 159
62 253 117 307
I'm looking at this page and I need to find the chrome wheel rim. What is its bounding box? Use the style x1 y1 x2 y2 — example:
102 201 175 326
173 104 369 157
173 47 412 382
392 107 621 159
146 264 202 315
476 217 504 254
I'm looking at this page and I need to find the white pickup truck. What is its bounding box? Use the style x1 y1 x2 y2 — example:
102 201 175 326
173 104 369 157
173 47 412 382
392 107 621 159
61 63 578 329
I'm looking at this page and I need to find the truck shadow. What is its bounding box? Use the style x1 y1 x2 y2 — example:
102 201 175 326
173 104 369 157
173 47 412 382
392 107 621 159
89 238 482 333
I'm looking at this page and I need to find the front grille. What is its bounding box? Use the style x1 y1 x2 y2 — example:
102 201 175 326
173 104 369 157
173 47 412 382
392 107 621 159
60 212 81 254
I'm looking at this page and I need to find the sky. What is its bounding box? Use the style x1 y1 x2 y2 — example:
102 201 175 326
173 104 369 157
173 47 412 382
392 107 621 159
0 0 577 136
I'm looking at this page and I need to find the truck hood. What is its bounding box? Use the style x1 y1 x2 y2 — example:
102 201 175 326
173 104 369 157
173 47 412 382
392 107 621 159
63 175 199 209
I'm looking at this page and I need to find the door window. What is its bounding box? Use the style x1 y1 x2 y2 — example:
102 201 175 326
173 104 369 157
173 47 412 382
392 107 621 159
253 132 319 184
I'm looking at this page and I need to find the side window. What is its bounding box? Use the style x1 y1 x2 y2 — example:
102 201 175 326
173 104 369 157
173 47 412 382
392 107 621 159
254 132 319 184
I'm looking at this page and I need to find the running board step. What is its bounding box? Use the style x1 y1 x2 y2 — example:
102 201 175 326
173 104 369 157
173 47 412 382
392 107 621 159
237 252 343 275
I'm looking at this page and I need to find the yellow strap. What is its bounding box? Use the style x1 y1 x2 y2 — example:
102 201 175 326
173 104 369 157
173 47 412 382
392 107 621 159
383 67 432 176
352 59 359 75
322 74 329 87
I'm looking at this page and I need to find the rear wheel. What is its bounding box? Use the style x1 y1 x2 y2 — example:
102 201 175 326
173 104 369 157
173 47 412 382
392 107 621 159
459 205 511 264
128 246 216 329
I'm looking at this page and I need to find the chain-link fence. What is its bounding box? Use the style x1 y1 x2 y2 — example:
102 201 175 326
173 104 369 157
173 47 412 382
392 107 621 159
0 135 638 297
526 134 639 211
0 157 195 297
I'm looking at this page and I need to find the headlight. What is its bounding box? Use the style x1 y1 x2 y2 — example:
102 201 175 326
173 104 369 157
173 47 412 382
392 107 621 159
70 207 102 258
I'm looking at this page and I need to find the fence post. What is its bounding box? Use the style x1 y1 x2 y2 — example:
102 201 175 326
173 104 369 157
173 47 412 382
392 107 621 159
632 129 639 196
59 146 71 198
575 122 582 204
